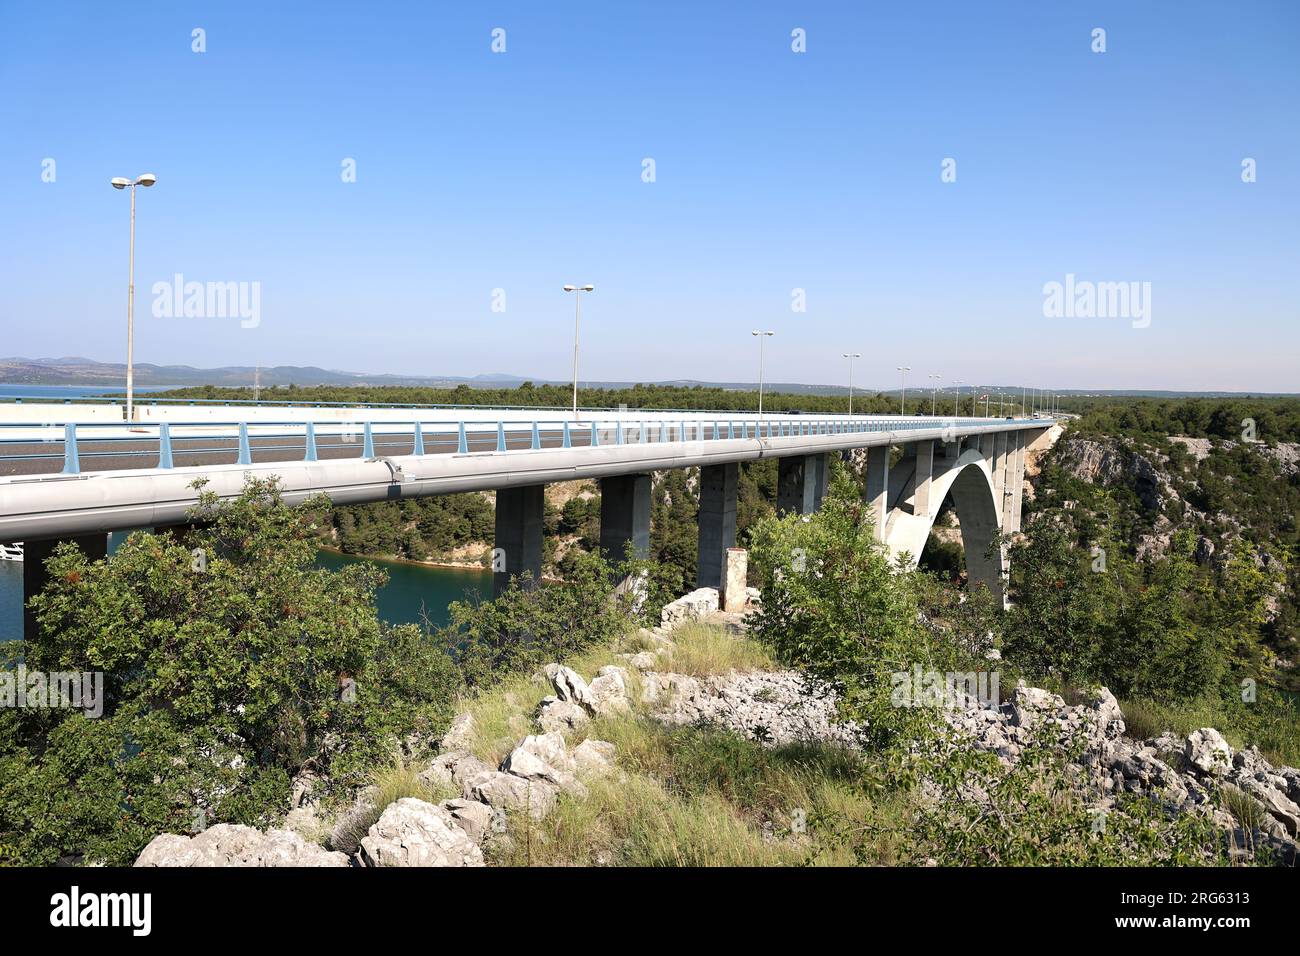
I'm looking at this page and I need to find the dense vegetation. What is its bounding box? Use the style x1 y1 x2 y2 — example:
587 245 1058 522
0 479 661 866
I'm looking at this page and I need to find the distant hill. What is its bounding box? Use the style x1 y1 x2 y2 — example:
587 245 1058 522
0 356 1293 398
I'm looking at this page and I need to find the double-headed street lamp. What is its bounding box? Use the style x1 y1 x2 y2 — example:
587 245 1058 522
842 352 861 416
111 172 157 422
563 284 594 418
928 373 941 415
896 365 911 415
753 331 774 418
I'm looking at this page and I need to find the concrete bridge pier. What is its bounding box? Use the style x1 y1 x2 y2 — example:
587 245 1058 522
19 533 109 641
493 484 545 597
777 454 821 516
696 463 737 589
599 473 652 567
865 445 890 540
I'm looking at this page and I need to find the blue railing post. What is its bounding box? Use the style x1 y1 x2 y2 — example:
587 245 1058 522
640 421 648 444
61 423 80 474
305 422 318 461
496 421 506 452
616 420 625 445
531 421 541 450
458 422 469 454
238 423 252 465
660 422 669 443
413 422 425 455
712 421 720 441
562 421 572 449
157 423 174 469
727 421 735 440
591 422 600 447
363 421 375 459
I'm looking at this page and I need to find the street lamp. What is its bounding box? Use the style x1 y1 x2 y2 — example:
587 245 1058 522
842 352 861 416
954 381 962 417
752 331 774 418
928 373 941 415
111 172 157 422
896 366 911 415
563 284 594 418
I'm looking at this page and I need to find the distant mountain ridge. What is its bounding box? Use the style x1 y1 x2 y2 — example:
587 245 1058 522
0 357 1293 398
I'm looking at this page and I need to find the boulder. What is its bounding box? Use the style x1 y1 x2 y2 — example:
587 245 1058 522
358 798 483 867
440 712 477 752
589 666 631 715
468 771 558 820
438 798 497 845
660 587 719 628
573 739 617 776
537 697 590 734
421 751 494 792
551 666 596 710
502 733 585 796
135 824 349 867
1009 684 1065 728
1185 728 1233 777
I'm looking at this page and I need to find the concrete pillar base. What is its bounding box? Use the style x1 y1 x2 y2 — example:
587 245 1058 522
865 445 891 541
722 548 748 613
697 463 738 590
493 484 545 597
599 474 652 567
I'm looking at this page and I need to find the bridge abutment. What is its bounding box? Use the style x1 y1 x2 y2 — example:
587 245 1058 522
599 473 652 567
493 484 545 597
696 463 738 590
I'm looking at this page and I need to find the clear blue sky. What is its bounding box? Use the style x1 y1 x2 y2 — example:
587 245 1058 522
1 1 1296 392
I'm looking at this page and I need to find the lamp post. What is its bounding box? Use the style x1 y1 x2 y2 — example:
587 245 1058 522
1021 386 1027 417
111 172 157 422
842 352 861 416
954 381 962 417
896 365 911 415
929 373 941 415
563 284 594 418
752 330 774 418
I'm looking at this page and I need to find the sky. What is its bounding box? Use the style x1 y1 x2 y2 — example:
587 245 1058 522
1 1 1297 393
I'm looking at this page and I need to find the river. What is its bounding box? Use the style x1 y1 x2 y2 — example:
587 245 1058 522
0 544 491 641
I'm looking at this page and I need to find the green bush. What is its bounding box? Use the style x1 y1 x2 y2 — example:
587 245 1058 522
0 478 460 865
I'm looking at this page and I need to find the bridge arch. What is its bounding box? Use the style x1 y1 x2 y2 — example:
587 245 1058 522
882 447 1007 603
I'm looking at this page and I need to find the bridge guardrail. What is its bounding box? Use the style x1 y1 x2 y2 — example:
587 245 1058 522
0 414 1055 476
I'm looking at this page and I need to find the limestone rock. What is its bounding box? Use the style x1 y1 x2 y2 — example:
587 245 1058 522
135 824 349 867
440 712 477 752
468 771 558 820
358 798 483 867
1186 728 1233 777
589 667 631 715
574 739 617 776
537 697 590 734
551 666 596 710
438 798 496 845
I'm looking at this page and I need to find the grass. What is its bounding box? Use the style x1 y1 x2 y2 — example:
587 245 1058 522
1119 691 1300 767
331 753 458 855
654 620 777 677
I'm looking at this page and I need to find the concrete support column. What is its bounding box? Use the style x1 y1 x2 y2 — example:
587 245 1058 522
1003 431 1024 530
776 455 817 516
493 484 545 597
865 444 891 541
1010 431 1026 532
21 533 109 641
979 433 996 470
697 463 738 590
991 431 1008 501
811 453 829 511
599 473 652 567
913 440 935 517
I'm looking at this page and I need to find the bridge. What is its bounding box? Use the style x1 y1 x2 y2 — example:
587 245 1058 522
0 399 1055 636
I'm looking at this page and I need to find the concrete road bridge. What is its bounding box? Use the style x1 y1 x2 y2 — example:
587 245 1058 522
0 399 1055 635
